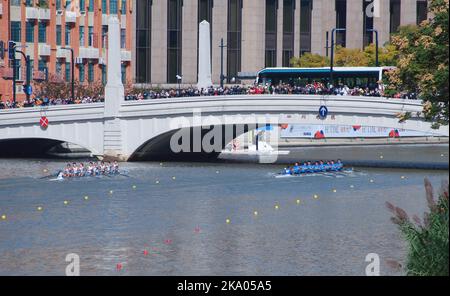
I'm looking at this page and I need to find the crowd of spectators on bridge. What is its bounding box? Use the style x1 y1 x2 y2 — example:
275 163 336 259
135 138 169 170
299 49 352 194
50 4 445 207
1 81 417 110
0 95 104 109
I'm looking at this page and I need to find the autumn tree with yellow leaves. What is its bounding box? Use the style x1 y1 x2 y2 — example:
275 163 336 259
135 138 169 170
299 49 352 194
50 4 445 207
387 0 449 127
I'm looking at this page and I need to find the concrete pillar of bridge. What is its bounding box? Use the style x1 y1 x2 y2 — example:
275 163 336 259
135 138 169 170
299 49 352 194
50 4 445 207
103 15 126 161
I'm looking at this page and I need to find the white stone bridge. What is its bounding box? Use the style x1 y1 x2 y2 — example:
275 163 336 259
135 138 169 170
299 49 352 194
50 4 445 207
0 95 448 161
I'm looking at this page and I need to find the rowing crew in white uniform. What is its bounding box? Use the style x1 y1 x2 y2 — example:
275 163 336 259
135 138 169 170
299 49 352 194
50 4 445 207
58 161 120 178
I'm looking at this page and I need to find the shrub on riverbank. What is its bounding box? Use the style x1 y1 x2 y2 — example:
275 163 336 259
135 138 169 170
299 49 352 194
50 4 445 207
386 178 449 276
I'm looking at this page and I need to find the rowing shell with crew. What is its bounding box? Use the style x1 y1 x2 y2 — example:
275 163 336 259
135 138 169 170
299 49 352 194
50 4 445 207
278 160 350 177
52 161 126 180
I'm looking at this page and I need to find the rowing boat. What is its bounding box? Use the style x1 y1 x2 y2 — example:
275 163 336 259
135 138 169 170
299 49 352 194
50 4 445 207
47 170 129 181
275 168 354 178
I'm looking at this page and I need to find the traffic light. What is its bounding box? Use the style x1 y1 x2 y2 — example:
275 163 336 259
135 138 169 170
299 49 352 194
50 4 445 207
8 41 16 60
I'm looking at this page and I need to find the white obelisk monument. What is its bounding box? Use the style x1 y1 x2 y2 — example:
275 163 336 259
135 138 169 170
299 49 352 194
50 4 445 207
104 15 124 117
103 15 124 160
197 20 213 90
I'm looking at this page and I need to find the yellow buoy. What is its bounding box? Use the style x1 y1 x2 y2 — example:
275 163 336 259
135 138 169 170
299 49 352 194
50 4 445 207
314 194 319 199
441 154 445 157
380 155 384 159
401 176 406 179
109 190 114 195
296 199 301 205
226 218 231 224
1 214 6 220
160 163 164 166
350 185 355 189
254 211 258 216
216 171 220 174
132 185 137 189
43 169 48 173
84 196 89 200
172 176 176 180
370 179 374 183
155 180 160 184
37 206 43 211
63 200 69 205
274 204 279 210
332 189 337 193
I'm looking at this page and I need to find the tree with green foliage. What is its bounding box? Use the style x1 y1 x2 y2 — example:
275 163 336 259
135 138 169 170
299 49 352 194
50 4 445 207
387 0 449 127
386 178 449 276
290 53 329 68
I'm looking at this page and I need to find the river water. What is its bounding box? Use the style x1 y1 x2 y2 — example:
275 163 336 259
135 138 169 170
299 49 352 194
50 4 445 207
0 148 448 276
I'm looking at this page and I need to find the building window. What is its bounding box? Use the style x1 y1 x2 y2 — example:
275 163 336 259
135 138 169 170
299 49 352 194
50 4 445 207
26 22 35 43
66 0 72 9
11 22 21 42
363 0 374 48
56 0 62 10
121 0 127 14
89 0 94 11
335 0 346 47
198 0 213 74
39 23 47 43
282 0 295 67
110 0 118 14
65 25 71 45
38 59 47 72
102 65 107 85
79 0 85 11
102 0 108 12
167 0 183 83
227 0 242 83
121 64 127 83
88 63 94 82
120 29 126 48
56 61 63 75
88 26 94 46
79 64 85 82
136 0 152 83
390 0 401 34
300 0 312 55
265 0 278 68
417 0 428 25
56 25 62 46
102 26 108 48
11 0 21 6
80 26 85 46
65 62 71 82
25 0 33 6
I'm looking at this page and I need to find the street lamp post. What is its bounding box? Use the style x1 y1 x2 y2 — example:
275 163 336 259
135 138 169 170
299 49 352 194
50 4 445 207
60 47 75 101
219 38 227 88
330 28 346 86
367 29 379 67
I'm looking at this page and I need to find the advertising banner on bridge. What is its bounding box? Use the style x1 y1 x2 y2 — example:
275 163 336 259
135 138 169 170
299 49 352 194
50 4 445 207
280 124 437 139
